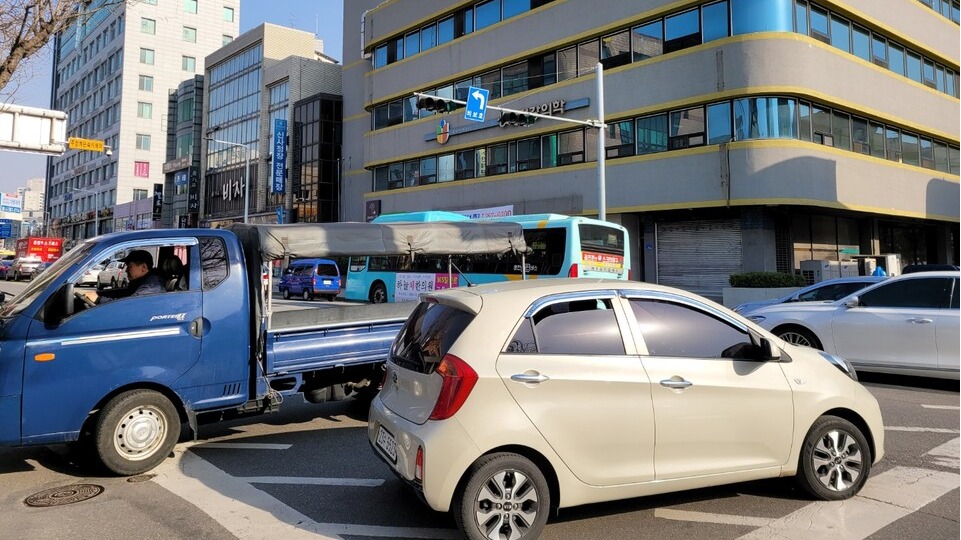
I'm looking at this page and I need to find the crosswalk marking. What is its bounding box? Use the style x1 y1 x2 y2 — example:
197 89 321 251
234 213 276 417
653 509 772 527
153 448 457 539
735 467 959 540
240 476 384 487
187 442 293 450
924 437 959 469
885 426 959 434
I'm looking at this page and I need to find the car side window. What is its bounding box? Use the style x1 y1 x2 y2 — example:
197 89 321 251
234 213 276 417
629 299 754 359
858 278 950 309
200 237 228 290
950 278 959 310
508 298 624 355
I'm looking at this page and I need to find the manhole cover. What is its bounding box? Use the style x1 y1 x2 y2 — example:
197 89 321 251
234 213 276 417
24 484 104 507
126 474 155 483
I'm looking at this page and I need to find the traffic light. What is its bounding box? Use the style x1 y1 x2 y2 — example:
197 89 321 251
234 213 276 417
498 111 536 127
416 96 461 113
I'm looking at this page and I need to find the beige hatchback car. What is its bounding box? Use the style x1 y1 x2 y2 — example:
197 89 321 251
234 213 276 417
368 279 884 540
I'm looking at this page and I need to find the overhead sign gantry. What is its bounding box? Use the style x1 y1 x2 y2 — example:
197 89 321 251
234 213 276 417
0 104 68 156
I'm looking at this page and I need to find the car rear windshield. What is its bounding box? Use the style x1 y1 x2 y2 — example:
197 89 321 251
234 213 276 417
315 264 339 277
391 301 475 374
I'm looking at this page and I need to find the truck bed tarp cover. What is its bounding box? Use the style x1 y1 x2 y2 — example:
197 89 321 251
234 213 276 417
228 221 529 262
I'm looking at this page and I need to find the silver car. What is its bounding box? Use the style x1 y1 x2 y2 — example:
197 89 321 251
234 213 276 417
369 279 884 539
734 276 886 314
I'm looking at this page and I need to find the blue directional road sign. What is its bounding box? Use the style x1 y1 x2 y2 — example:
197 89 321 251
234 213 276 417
464 86 489 123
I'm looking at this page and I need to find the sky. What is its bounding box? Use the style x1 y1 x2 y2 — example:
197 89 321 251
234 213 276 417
0 0 345 194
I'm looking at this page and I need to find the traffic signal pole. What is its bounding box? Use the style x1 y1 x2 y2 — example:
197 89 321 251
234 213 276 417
412 62 609 221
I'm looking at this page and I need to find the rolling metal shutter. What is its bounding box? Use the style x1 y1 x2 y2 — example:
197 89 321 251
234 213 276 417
656 219 742 301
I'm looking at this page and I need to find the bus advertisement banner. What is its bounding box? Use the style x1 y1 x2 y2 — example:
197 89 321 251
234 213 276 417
582 251 624 274
394 273 457 302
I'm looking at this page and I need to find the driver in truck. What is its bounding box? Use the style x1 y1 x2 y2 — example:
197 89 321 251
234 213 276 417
82 250 166 305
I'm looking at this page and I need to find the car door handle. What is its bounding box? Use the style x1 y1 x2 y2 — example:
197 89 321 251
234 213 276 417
660 378 693 389
190 317 204 337
906 317 934 324
511 373 550 384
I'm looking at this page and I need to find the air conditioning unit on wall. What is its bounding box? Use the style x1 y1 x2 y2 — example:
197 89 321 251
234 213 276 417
799 259 858 284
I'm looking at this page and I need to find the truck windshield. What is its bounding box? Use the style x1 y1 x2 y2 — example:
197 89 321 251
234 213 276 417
0 242 96 318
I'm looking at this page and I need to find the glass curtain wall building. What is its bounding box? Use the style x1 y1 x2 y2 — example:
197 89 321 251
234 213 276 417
343 0 959 300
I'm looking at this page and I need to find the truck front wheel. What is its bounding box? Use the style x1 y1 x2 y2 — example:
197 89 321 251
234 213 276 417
94 390 181 476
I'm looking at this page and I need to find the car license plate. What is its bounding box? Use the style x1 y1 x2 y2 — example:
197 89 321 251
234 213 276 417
323 279 332 285
376 426 397 462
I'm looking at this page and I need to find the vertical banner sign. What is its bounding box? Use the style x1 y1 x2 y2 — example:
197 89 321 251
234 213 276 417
272 119 287 194
187 167 200 213
152 183 163 219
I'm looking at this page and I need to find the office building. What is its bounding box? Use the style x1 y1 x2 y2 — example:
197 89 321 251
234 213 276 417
343 0 959 299
200 24 341 227
47 0 239 240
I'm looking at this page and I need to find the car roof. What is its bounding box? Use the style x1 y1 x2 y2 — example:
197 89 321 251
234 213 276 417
425 278 710 314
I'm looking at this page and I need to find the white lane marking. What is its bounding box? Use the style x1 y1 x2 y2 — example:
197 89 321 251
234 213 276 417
186 442 293 450
154 449 457 540
241 476 384 487
654 509 772 527
921 405 960 410
735 466 959 540
885 426 960 434
924 437 959 469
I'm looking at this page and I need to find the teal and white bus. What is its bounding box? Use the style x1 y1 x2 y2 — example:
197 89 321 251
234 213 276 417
345 211 630 303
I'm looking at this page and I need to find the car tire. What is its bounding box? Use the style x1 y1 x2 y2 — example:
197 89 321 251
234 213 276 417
110 278 117 289
302 288 313 301
281 288 290 300
13 271 20 281
94 389 181 476
369 282 387 304
775 325 823 349
797 415 872 501
326 294 337 302
454 452 550 540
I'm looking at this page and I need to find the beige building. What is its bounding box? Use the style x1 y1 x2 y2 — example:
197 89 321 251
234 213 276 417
200 23 342 226
343 0 960 299
47 0 239 240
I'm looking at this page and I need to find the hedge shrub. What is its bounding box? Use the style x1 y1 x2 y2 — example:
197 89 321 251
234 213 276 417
728 271 807 288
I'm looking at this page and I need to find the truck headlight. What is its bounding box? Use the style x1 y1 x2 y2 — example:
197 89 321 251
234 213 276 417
819 351 858 381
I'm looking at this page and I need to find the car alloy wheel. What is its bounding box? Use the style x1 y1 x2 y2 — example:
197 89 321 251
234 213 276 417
776 326 822 349
455 453 549 540
797 415 871 500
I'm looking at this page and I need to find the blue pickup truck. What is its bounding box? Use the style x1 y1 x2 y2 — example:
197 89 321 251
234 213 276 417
0 221 526 475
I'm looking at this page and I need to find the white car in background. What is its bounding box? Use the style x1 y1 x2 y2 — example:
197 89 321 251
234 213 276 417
97 260 128 289
368 279 884 539
733 276 886 314
78 263 105 287
746 271 960 380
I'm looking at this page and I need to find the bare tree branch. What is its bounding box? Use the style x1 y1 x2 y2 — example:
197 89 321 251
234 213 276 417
0 1 136 94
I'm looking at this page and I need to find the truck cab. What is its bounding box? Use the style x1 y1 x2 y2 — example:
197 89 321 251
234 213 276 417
0 229 250 473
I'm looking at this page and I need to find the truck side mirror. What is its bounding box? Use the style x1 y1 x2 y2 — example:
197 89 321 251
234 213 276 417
41 284 74 326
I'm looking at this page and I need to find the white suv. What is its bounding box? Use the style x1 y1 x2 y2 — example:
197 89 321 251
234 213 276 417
97 260 128 289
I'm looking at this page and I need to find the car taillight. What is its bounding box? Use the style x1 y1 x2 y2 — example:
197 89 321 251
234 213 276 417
568 263 579 278
415 446 424 483
429 354 478 420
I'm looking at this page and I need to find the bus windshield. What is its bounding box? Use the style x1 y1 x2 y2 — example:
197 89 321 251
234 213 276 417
345 213 630 303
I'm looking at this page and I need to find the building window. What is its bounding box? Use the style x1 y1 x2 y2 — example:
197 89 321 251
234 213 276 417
632 21 663 61
669 106 705 149
637 114 668 154
475 0 502 31
133 189 149 201
455 150 475 180
138 75 153 91
664 9 700 54
701 1 730 43
223 35 233 45
184 0 197 14
182 56 196 72
141 18 156 35
183 26 197 43
136 134 151 150
140 48 155 65
223 7 235 22
137 102 153 119
706 101 732 144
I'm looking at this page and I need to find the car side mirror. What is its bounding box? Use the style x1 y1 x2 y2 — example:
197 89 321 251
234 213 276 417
843 296 860 309
759 337 781 361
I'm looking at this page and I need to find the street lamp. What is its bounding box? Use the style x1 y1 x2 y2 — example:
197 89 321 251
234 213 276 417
206 136 250 223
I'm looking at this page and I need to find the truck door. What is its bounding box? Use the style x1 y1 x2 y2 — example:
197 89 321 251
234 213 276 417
20 241 203 444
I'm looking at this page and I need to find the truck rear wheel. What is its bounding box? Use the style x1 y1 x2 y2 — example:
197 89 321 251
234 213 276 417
94 390 180 476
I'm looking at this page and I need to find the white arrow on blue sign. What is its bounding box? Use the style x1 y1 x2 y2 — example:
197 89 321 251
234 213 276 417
464 86 490 123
